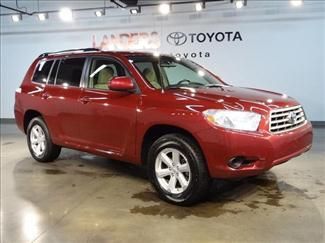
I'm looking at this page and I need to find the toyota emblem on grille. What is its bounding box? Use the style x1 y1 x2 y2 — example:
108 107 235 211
287 112 297 124
167 32 187 46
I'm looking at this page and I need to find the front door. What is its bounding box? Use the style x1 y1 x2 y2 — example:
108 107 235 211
78 57 139 156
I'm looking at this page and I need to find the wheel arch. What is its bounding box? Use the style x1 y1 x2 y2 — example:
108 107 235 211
23 110 43 133
141 124 206 166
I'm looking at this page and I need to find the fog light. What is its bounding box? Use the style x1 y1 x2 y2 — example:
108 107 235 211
229 157 244 169
228 156 255 169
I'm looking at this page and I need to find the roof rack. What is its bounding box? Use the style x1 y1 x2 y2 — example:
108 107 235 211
39 48 100 58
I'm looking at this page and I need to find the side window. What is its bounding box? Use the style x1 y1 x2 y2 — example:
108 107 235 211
133 62 161 89
48 60 59 85
32 60 54 83
56 58 85 87
88 58 127 90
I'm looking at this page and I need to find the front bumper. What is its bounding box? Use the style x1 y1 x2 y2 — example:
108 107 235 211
196 121 313 178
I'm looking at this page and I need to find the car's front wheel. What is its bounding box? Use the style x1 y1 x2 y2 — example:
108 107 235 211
147 134 210 206
27 117 61 162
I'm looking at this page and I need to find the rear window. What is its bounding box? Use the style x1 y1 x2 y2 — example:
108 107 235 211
32 60 54 83
56 58 85 87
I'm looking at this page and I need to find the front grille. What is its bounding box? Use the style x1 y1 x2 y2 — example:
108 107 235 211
269 105 306 133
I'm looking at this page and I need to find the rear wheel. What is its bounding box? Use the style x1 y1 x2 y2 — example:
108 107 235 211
147 133 210 206
27 117 61 162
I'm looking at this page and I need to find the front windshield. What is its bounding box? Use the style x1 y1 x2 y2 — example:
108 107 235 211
129 55 225 89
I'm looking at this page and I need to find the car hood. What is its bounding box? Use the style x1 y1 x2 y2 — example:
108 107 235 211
169 86 299 110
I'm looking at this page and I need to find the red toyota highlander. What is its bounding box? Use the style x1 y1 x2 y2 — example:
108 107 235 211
15 48 313 205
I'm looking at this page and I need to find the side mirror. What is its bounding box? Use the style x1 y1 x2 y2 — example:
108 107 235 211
108 76 135 92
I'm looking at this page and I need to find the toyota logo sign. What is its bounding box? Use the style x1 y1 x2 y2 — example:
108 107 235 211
167 32 187 46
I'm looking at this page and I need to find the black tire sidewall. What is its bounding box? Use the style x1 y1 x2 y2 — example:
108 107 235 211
148 134 209 205
27 117 58 162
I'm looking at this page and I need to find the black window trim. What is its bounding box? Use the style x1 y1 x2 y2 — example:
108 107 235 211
47 59 59 85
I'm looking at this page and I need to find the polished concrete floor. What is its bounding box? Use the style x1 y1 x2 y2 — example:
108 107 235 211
1 124 324 243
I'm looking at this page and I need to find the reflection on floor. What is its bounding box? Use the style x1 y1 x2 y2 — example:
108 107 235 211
1 124 324 243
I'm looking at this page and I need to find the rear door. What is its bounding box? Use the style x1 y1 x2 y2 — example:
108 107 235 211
43 57 86 144
78 56 139 156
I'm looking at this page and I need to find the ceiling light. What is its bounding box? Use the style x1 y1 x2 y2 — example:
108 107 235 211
235 0 244 9
130 7 141 15
11 14 22 22
195 2 204 12
130 9 138 14
59 7 73 22
95 10 105 17
159 3 170 15
290 0 303 7
37 13 48 21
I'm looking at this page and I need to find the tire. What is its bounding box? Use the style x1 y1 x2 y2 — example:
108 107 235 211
27 117 61 162
147 133 210 206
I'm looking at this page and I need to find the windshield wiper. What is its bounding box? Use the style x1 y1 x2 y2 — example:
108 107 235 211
166 86 182 89
166 86 192 90
204 84 227 88
167 82 205 90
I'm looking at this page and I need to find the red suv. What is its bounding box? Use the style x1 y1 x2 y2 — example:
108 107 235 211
15 48 313 205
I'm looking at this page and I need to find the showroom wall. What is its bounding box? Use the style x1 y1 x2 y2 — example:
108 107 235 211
1 1 324 120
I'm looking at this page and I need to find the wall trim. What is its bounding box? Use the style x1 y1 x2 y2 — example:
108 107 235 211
311 121 325 127
1 118 16 124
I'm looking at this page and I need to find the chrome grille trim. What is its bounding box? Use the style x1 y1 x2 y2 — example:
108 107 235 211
269 105 307 134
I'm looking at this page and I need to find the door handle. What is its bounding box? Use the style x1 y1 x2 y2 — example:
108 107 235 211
79 96 90 104
41 93 50 99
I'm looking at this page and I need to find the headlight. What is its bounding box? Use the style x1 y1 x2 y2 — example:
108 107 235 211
202 109 261 131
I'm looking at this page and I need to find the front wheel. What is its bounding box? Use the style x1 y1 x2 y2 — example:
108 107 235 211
147 134 210 206
27 117 61 162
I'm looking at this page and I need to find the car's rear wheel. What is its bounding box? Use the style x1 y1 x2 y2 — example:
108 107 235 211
147 133 210 206
27 117 61 162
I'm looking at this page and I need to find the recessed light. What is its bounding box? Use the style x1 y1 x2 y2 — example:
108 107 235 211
12 14 22 22
59 8 73 22
290 0 303 7
159 3 170 15
130 7 140 15
195 3 204 12
95 10 105 17
38 13 48 21
235 0 244 9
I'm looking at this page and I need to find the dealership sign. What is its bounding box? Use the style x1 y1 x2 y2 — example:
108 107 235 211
92 31 160 50
167 31 243 46
91 30 243 59
166 31 243 59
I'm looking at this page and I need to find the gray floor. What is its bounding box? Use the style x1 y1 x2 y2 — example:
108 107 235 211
1 123 324 243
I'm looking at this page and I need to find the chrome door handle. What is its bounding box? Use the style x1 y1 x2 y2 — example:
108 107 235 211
41 93 50 99
79 96 90 104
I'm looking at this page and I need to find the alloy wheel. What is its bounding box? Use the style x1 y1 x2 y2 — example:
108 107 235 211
29 124 46 157
155 148 191 194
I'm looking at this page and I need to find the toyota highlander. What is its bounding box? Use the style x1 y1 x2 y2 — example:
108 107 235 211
14 48 313 205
